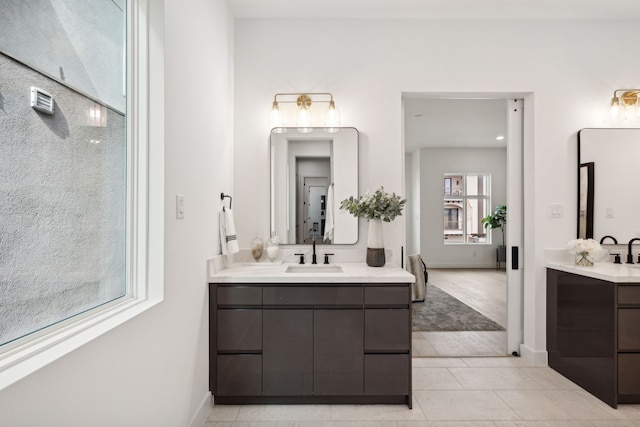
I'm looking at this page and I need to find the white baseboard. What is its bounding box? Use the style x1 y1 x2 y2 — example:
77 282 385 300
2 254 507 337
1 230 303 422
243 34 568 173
519 344 547 366
188 391 212 427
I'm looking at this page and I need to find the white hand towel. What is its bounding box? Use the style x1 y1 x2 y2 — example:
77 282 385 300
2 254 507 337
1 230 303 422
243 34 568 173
324 184 334 242
219 208 239 255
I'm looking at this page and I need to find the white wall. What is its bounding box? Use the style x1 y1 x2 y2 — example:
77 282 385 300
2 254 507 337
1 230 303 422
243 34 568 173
418 147 507 268
234 18 640 361
0 0 234 425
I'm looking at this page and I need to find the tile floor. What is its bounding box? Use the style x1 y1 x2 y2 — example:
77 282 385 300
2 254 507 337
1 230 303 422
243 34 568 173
202 357 640 426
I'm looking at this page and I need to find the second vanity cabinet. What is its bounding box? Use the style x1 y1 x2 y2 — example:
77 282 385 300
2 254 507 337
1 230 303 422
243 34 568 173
547 268 640 408
209 281 412 407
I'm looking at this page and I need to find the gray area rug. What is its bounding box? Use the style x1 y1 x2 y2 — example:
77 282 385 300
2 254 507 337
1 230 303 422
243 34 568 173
412 283 505 331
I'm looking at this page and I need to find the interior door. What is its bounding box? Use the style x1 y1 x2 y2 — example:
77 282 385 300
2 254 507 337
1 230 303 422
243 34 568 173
506 99 524 355
302 177 328 243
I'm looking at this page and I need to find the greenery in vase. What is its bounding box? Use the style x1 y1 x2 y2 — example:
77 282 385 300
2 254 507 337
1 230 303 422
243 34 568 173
340 187 407 222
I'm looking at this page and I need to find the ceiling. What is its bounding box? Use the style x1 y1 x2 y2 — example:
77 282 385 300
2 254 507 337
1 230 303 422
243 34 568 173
227 0 640 20
403 98 508 153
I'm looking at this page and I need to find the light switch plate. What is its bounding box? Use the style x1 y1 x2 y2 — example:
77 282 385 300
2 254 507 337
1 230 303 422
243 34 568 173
549 204 563 219
176 194 184 219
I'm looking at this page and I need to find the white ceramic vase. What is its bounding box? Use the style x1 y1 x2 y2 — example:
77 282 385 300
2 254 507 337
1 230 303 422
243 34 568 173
366 219 385 267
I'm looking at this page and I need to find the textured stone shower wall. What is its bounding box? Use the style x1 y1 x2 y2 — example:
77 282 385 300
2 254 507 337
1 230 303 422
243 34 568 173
0 53 126 344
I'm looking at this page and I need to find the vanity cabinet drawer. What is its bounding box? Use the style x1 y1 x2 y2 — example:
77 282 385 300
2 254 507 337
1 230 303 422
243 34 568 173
365 354 409 396
263 286 363 306
217 355 262 396
618 286 640 305
217 286 262 306
217 309 262 351
365 285 410 306
365 309 410 351
618 309 640 350
618 354 640 396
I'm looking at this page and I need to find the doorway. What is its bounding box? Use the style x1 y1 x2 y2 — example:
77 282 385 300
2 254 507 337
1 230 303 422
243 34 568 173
404 95 524 357
295 157 330 244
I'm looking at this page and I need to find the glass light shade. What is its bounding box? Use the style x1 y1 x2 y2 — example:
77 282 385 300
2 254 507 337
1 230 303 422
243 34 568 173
610 97 620 120
296 107 313 133
325 101 340 127
269 101 286 132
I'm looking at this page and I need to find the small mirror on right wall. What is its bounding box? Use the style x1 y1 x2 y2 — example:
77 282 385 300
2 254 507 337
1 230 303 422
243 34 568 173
578 128 640 241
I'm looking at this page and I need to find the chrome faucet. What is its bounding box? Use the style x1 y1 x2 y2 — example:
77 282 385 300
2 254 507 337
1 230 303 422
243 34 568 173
626 238 640 264
599 235 618 244
311 237 318 264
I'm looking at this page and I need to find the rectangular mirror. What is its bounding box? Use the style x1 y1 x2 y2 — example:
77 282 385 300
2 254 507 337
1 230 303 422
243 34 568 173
270 127 359 244
578 128 640 242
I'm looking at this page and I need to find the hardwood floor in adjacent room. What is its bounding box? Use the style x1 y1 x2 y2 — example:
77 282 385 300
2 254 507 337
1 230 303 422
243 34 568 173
412 268 508 357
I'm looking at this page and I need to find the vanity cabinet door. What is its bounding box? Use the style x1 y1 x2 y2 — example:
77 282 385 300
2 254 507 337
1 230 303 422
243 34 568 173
314 309 364 395
364 354 409 396
217 309 262 352
618 309 640 351
263 309 313 396
618 354 640 397
217 354 262 396
365 309 410 351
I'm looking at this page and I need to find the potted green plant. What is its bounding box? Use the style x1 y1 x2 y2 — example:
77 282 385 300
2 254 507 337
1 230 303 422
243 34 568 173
340 187 406 267
482 205 507 266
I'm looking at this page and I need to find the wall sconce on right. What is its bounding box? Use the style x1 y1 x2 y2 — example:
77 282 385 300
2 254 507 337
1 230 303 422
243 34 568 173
610 89 640 121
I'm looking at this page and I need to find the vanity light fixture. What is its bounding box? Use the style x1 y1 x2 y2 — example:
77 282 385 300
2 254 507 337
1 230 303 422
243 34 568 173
610 89 640 120
269 92 341 133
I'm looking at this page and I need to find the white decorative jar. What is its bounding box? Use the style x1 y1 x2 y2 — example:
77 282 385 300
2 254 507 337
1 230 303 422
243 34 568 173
265 232 281 261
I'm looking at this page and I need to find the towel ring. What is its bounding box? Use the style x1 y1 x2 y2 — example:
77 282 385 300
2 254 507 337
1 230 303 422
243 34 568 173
220 193 232 209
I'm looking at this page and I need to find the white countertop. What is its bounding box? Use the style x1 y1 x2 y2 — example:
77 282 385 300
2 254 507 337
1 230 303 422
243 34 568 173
546 260 640 283
209 262 416 284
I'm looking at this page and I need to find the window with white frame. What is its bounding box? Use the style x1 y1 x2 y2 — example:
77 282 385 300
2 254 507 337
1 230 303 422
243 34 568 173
443 173 490 244
0 0 163 388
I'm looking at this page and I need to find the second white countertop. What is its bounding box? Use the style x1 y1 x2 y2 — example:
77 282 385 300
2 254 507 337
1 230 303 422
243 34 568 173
209 262 416 284
546 260 640 283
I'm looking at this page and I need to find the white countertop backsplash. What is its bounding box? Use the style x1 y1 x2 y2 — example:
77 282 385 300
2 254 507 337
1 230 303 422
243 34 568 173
545 247 640 283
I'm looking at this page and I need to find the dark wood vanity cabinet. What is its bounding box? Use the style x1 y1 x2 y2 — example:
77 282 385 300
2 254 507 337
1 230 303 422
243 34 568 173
209 282 411 407
547 269 640 408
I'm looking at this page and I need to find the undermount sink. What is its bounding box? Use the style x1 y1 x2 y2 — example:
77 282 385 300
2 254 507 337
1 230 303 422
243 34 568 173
285 265 344 274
